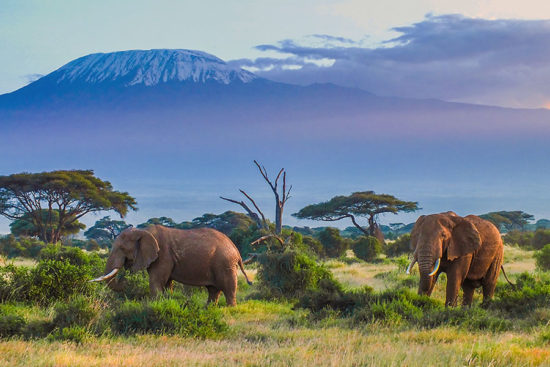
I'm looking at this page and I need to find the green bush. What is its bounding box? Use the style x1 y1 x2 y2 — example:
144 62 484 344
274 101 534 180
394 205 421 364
255 250 333 299
535 244 550 271
0 246 104 305
53 295 98 329
385 234 411 257
110 294 227 338
302 235 325 257
503 230 534 248
0 305 26 337
298 278 372 314
532 229 550 250
112 270 151 300
352 236 382 262
48 326 90 343
491 273 550 317
0 235 45 259
318 228 349 258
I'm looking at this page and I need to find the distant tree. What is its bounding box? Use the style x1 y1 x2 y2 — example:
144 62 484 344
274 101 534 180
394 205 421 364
535 219 550 229
10 210 85 239
137 216 177 229
532 229 550 250
318 227 349 258
0 170 136 243
189 211 255 234
293 191 419 243
84 216 131 244
479 211 534 232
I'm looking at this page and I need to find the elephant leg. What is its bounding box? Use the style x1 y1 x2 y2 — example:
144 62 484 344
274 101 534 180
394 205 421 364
221 269 238 307
446 256 472 307
481 258 502 305
148 269 170 297
206 286 221 306
462 280 476 307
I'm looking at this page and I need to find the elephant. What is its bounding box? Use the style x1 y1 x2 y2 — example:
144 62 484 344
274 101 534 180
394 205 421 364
406 211 503 306
91 225 252 306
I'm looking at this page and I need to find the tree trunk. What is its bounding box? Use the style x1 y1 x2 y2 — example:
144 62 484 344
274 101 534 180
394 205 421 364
275 202 282 234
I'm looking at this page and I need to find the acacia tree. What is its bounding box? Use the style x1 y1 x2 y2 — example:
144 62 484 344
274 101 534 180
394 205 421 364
84 216 131 244
293 191 419 242
479 211 534 232
221 160 291 235
0 170 137 243
10 210 85 239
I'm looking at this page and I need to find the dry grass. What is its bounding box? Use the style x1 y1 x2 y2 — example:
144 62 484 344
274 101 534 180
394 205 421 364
0 246 546 366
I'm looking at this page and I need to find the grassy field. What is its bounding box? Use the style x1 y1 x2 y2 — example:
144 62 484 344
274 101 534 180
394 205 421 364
1 245 549 367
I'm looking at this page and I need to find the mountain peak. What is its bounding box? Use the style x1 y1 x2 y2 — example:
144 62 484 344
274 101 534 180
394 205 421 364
50 49 257 87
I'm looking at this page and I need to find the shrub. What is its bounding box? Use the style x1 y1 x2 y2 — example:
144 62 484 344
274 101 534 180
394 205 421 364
352 236 382 262
318 228 349 258
503 230 534 248
0 247 103 305
53 295 98 329
298 278 372 314
532 229 550 250
48 326 90 343
535 244 550 271
0 235 45 259
113 270 151 300
110 294 227 338
385 234 411 257
0 305 26 338
255 250 333 299
302 235 325 257
491 273 550 317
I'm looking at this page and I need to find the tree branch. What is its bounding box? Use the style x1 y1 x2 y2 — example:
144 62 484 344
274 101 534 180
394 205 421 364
220 196 264 229
239 190 268 227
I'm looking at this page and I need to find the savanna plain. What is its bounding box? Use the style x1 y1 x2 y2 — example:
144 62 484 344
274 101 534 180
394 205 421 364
1 244 549 367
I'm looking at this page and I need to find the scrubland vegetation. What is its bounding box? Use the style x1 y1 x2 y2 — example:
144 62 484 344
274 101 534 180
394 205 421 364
1 170 550 366
0 236 549 366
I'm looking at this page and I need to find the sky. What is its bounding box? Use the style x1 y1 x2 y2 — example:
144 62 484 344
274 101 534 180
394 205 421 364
2 0 550 107
2 1 550 233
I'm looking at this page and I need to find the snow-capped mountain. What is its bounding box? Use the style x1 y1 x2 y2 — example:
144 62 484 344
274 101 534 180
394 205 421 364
47 49 257 87
1 48 550 230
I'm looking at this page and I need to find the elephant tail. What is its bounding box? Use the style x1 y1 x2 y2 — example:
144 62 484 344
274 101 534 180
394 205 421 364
238 258 253 285
501 265 516 288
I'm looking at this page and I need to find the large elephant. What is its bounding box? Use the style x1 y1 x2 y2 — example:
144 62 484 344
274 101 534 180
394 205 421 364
91 225 252 306
407 211 503 306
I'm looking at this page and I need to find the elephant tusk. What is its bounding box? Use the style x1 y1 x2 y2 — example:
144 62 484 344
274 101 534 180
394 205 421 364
406 258 417 274
428 258 440 276
89 268 119 282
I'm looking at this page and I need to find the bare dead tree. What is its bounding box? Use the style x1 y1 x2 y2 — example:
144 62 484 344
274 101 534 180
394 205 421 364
219 191 268 230
220 160 291 235
253 160 291 234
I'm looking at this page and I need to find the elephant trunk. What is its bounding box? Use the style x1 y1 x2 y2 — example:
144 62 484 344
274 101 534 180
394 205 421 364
417 246 437 295
92 249 127 292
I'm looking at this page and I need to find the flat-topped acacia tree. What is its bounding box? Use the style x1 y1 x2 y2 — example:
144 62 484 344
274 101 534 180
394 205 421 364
293 191 419 242
0 170 137 243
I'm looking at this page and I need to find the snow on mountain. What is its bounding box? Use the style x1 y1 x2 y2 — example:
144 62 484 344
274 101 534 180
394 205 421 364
52 49 257 86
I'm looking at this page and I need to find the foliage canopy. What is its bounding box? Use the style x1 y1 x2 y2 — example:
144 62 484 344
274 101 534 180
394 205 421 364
0 170 137 243
293 191 418 239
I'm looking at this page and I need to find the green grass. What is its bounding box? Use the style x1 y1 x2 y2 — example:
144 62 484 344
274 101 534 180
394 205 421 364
0 246 548 366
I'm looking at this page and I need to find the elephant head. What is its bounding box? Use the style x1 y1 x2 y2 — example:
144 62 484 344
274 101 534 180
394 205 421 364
408 212 481 295
90 227 160 291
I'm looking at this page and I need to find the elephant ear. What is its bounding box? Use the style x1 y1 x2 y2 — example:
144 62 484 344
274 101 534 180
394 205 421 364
132 229 160 271
448 219 481 261
410 215 426 251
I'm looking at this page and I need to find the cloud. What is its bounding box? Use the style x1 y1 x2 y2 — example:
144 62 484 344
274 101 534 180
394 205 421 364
232 14 550 108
